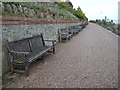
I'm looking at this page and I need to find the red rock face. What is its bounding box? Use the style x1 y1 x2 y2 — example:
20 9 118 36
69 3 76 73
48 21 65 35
1 16 85 25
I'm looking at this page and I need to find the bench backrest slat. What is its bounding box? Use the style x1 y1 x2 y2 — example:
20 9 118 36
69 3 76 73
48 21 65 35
28 34 44 52
9 39 31 52
8 39 31 60
60 28 68 33
7 34 45 60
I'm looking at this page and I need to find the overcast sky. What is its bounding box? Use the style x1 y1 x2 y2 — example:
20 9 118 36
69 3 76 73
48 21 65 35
70 0 119 23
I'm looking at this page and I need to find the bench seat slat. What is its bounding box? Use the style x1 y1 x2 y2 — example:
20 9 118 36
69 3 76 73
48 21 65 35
28 46 53 62
12 46 53 63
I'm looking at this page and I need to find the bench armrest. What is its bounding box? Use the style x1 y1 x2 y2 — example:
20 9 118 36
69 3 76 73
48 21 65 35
44 40 56 46
10 50 29 55
44 40 56 42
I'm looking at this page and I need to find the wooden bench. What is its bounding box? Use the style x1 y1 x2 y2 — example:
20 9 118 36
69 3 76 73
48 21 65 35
72 25 82 34
59 28 72 42
5 33 56 75
68 27 74 35
68 25 82 35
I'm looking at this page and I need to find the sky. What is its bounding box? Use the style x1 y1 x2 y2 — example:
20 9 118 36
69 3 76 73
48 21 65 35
70 0 119 23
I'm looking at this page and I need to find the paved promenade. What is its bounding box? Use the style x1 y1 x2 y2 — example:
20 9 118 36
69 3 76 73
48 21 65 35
4 23 118 88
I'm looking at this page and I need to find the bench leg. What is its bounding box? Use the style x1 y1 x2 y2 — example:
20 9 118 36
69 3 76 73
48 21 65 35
68 36 71 40
11 64 15 74
66 37 68 42
25 64 29 76
53 47 55 54
40 55 44 60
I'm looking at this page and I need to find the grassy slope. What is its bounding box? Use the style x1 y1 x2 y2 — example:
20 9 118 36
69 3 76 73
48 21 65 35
2 2 80 21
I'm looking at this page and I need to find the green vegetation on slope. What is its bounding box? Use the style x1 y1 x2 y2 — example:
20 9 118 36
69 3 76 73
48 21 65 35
2 2 88 21
2 2 82 21
56 2 88 21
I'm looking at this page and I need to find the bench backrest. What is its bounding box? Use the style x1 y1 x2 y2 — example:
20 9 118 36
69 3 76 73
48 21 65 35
29 34 45 52
7 34 45 60
8 39 31 52
68 27 74 34
59 28 68 34
8 39 31 60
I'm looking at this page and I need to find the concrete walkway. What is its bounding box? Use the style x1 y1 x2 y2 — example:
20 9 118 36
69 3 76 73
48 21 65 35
4 23 118 88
